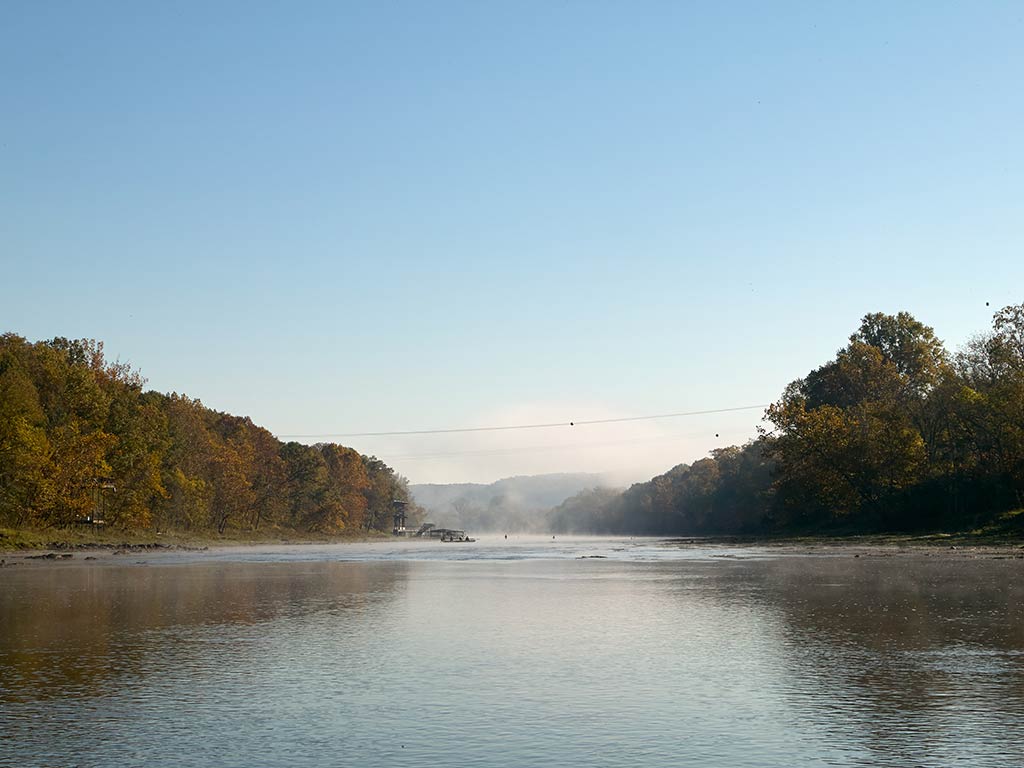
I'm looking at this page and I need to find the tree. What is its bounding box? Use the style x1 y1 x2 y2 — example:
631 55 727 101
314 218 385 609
951 304 1024 511
0 335 50 526
0 333 414 538
848 311 947 393
317 444 369 532
362 455 412 532
43 422 116 527
157 394 216 530
102 387 168 529
281 442 329 530
209 441 253 534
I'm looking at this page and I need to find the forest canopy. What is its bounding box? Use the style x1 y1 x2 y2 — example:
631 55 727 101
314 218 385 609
549 305 1024 536
0 334 416 535
4 304 1022 540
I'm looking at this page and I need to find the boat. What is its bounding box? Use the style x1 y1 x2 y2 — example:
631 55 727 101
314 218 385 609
438 529 475 542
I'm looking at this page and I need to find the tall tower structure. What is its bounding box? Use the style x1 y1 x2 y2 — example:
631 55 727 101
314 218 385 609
392 499 408 535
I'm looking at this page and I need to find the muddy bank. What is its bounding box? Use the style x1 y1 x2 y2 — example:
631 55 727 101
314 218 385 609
0 542 208 567
665 535 1024 559
0 526 388 556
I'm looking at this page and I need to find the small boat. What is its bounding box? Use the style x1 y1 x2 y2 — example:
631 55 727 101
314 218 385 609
439 529 475 542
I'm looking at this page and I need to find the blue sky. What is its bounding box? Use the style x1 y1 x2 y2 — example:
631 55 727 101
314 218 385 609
3 2 1022 483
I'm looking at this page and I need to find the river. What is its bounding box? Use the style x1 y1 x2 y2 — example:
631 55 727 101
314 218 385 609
2 537 1022 767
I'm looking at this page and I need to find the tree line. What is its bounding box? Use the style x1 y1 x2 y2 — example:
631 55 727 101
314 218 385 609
0 334 417 535
550 304 1024 536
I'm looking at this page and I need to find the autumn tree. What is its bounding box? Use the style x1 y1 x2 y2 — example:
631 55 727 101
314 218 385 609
0 335 51 526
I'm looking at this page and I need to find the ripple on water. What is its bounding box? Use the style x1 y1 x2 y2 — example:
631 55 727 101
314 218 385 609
1 544 1023 767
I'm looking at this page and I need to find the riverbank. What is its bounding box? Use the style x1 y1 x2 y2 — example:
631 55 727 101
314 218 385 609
0 526 389 554
2 531 1024 570
666 533 1024 560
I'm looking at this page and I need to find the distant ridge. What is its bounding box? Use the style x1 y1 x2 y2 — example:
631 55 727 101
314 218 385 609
411 473 610 532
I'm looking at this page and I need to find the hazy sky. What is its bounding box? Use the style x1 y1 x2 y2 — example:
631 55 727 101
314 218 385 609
4 2 1022 484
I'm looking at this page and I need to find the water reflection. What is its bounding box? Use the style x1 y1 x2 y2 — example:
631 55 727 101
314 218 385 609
1 553 1022 767
748 557 1024 766
0 562 408 704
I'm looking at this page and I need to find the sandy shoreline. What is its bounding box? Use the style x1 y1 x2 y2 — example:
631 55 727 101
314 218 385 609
2 534 1023 568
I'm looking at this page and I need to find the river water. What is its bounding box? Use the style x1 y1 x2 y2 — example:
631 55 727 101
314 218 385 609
1 537 1022 767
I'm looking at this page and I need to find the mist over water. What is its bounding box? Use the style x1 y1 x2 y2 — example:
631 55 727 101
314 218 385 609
410 475 617 533
2 540 1023 767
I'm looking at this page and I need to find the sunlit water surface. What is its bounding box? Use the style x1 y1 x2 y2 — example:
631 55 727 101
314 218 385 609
2 537 1022 767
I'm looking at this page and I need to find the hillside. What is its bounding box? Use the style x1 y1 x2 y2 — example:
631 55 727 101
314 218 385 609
0 334 412 538
411 473 610 532
550 306 1024 537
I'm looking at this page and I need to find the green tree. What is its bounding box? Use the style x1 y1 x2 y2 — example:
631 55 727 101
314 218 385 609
362 455 413 532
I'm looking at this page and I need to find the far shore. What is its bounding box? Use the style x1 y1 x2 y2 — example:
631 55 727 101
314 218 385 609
0 526 389 555
2 529 1023 568
665 533 1024 559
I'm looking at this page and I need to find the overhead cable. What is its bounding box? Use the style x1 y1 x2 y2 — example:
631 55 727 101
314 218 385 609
378 428 756 461
276 404 770 439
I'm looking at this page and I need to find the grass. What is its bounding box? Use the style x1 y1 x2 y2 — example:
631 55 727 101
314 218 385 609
966 508 1024 540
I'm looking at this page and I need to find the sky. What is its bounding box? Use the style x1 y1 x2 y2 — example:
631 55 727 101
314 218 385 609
3 2 1022 484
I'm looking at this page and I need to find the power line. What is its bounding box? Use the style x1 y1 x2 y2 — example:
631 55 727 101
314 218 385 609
378 428 757 461
276 404 770 439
